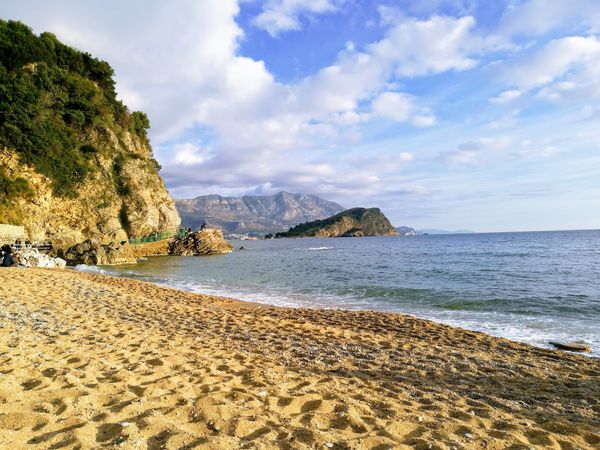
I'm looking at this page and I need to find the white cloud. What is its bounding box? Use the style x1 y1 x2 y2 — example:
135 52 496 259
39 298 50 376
500 0 600 37
254 0 345 36
446 149 478 165
172 143 213 166
372 92 436 126
349 152 415 174
458 137 512 152
379 1 477 24
517 145 560 159
412 115 438 127
0 2 491 205
371 15 478 77
372 92 416 122
488 109 520 129
489 89 522 104
0 0 246 143
504 36 600 91
445 137 512 165
537 81 577 101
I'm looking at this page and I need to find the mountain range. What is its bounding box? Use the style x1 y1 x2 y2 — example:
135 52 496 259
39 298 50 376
175 192 345 235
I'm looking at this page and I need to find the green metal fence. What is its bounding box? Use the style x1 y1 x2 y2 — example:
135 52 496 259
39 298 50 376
128 229 186 246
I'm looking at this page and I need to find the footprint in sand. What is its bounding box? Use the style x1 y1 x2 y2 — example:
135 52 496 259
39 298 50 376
21 379 42 390
300 399 322 413
146 357 164 367
128 384 146 396
96 422 125 443
41 367 58 378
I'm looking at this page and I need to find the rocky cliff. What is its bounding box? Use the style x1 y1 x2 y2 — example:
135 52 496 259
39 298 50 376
0 20 180 249
176 192 344 235
276 208 399 238
0 135 180 249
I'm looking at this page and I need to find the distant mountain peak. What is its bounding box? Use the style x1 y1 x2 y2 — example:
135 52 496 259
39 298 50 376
176 192 345 235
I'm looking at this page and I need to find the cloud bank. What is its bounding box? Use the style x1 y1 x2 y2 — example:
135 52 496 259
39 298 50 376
1 0 599 231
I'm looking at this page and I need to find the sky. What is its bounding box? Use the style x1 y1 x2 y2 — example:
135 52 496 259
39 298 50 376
1 0 600 232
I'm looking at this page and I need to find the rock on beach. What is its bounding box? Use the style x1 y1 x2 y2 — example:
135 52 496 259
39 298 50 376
549 341 592 353
15 248 66 268
59 239 136 266
168 229 233 256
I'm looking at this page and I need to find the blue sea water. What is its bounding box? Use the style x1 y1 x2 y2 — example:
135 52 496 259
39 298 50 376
81 230 600 356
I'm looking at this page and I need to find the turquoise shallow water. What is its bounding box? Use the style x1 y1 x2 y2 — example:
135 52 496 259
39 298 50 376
80 230 600 356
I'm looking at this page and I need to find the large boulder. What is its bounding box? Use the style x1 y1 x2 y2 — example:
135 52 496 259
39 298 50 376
60 239 136 266
168 229 233 256
15 248 66 268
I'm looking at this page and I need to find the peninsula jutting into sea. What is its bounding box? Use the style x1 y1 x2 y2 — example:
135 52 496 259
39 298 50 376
1 4 600 450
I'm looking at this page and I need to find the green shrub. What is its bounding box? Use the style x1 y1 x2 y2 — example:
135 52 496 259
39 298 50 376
80 144 97 154
0 19 153 198
0 167 33 224
112 153 131 196
131 111 150 136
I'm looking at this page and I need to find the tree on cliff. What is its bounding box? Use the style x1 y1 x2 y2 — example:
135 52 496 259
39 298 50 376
0 19 157 222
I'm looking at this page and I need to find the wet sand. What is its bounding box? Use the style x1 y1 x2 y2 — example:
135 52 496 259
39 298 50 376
0 267 598 449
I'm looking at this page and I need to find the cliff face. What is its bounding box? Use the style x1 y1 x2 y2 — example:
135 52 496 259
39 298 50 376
176 192 344 235
276 208 399 238
0 20 180 248
0 137 180 248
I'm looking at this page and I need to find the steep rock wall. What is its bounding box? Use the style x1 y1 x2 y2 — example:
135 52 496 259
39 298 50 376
0 133 180 248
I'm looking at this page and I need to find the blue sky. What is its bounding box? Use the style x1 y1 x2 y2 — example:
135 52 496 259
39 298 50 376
1 0 600 231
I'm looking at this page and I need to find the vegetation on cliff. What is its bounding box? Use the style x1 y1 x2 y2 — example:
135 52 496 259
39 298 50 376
0 19 156 220
0 19 179 244
276 207 398 238
0 166 33 224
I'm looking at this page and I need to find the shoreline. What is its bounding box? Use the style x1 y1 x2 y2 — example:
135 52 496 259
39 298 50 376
77 261 600 359
0 267 599 449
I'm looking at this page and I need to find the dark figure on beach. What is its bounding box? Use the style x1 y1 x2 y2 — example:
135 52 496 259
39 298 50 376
2 245 15 267
14 239 21 250
200 222 206 231
187 226 192 234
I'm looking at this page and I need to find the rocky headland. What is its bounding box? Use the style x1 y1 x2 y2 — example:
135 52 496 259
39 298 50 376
276 207 399 238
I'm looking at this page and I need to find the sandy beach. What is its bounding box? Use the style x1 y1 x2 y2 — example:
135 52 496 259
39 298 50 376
0 268 598 449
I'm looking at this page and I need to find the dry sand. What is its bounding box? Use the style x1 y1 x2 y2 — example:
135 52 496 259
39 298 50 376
0 267 598 450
